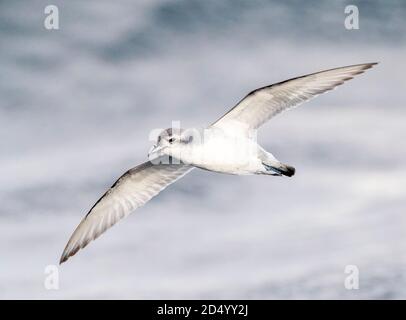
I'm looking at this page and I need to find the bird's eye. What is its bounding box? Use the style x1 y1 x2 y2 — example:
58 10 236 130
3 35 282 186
168 137 175 143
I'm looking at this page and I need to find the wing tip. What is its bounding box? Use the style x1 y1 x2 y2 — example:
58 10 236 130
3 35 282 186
59 233 95 264
59 245 78 264
322 62 378 75
59 255 68 265
360 62 379 69
341 62 378 80
59 250 70 264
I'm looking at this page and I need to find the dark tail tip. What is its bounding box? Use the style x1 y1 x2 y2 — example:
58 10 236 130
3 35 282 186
281 165 295 177
262 162 296 177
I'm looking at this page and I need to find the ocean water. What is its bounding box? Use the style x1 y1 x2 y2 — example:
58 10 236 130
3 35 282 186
0 0 405 299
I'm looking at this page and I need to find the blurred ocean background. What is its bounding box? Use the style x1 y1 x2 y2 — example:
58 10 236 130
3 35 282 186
0 0 405 299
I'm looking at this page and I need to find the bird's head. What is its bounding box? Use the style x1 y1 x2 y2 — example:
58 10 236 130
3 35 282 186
148 127 195 161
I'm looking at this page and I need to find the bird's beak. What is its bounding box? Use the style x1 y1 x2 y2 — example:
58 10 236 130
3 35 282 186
148 144 166 160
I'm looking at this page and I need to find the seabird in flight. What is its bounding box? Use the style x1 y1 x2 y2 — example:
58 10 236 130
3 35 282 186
60 62 377 263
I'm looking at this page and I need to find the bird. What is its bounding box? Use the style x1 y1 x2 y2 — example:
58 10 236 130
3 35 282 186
60 62 377 263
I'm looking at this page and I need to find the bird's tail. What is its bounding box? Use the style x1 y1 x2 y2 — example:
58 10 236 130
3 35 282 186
262 161 295 177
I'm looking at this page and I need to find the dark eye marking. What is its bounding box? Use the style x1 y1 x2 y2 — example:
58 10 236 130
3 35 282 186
168 137 175 143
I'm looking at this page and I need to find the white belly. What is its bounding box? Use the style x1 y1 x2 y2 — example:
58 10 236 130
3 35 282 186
180 134 263 175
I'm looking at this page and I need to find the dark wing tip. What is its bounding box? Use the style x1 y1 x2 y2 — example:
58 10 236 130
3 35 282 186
357 62 378 71
365 62 378 67
59 248 75 264
59 234 83 264
59 253 68 264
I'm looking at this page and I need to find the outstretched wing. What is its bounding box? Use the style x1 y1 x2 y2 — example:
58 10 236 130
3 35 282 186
212 63 377 130
60 160 192 263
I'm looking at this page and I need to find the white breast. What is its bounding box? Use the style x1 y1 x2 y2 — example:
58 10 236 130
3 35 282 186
180 127 262 174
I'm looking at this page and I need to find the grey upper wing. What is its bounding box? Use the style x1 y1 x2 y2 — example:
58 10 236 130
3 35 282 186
60 160 192 263
212 63 377 130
